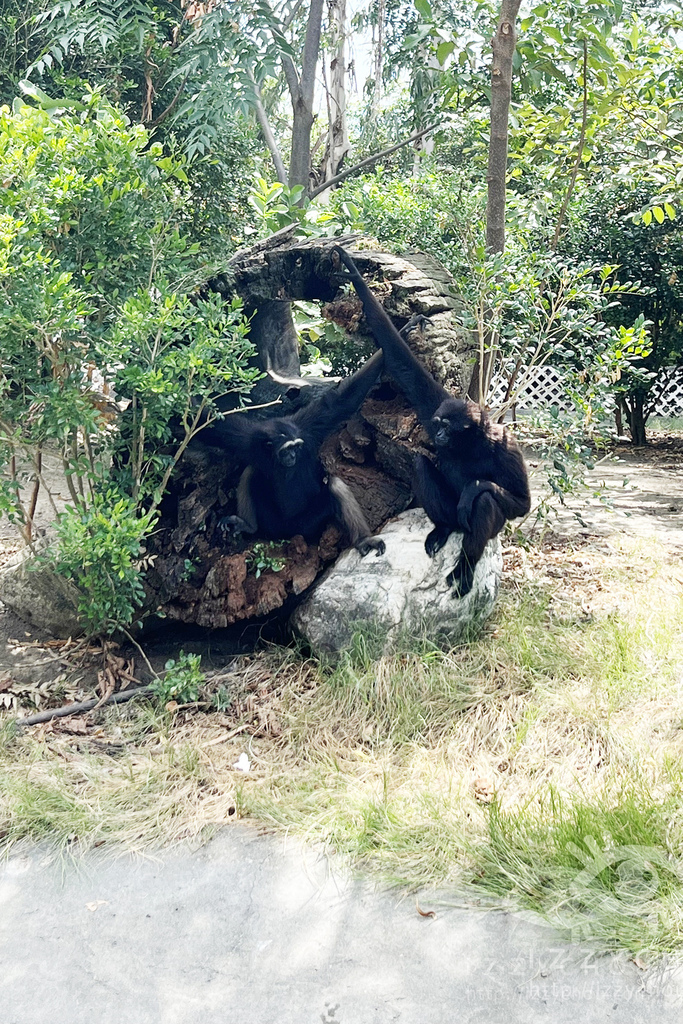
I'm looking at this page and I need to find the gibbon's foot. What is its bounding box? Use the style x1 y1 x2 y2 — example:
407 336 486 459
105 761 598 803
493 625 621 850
217 515 250 537
401 313 429 336
356 535 386 557
446 555 475 597
424 525 451 558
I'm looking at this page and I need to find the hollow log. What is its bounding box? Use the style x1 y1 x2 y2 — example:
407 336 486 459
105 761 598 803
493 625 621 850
145 237 475 630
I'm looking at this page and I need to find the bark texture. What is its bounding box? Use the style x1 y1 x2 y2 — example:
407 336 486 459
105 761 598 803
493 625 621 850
286 0 325 190
319 0 351 199
486 0 521 256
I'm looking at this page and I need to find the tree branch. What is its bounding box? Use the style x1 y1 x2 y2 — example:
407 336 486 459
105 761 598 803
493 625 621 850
146 72 190 128
260 0 300 101
281 51 301 103
308 121 441 199
16 685 154 728
247 69 288 185
282 0 305 31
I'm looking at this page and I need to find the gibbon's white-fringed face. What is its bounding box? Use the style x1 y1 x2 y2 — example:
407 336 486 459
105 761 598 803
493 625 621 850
257 420 305 467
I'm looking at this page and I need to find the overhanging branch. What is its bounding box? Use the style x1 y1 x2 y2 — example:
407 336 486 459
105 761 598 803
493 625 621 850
309 121 442 199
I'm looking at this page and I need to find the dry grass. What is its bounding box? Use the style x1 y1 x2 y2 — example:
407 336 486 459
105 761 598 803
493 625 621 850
2 531 683 954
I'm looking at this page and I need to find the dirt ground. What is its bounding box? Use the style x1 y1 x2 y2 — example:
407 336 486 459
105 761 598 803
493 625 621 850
526 433 683 551
0 433 681 714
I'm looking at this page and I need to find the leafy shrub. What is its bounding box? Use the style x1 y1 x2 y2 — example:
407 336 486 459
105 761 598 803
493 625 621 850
45 494 156 637
152 652 204 706
0 92 258 635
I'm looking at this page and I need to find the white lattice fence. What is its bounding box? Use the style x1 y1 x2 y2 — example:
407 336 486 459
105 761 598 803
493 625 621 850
487 365 683 417
653 369 683 416
487 365 574 412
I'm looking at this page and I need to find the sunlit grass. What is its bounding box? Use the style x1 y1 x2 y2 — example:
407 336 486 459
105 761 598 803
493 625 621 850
2 534 683 955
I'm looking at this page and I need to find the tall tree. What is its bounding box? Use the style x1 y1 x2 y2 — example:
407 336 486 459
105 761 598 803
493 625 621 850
485 0 521 256
282 0 325 190
319 0 351 198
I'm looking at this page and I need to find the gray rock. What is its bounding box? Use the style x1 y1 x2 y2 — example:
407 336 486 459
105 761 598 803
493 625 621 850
0 541 82 638
292 508 502 655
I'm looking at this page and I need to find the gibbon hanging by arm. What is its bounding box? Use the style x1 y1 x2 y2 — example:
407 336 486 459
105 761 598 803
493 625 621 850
208 349 386 557
332 246 530 595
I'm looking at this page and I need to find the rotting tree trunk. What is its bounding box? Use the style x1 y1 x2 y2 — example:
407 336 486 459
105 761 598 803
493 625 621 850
144 237 476 630
248 300 301 377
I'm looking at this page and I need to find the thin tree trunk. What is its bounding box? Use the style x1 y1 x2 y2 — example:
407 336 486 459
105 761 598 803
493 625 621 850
371 0 385 122
287 0 325 191
318 0 350 201
469 0 521 404
628 393 648 446
615 398 624 436
486 0 522 255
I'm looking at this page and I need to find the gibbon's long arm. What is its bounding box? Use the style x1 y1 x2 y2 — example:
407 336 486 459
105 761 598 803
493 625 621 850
457 478 531 532
199 407 256 461
197 351 382 459
295 348 384 448
333 246 449 424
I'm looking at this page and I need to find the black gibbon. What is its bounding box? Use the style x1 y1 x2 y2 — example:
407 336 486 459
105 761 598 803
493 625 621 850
211 350 386 556
333 247 530 594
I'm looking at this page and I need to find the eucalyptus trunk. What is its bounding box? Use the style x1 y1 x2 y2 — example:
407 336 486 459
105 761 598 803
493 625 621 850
286 0 325 191
318 0 351 201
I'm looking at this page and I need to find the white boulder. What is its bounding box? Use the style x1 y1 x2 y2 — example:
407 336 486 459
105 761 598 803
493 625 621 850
292 508 502 655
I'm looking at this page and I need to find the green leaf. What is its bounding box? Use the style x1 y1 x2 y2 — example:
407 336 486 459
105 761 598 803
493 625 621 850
436 41 455 65
543 26 564 45
652 206 665 224
414 0 432 19
664 203 676 221
404 30 429 49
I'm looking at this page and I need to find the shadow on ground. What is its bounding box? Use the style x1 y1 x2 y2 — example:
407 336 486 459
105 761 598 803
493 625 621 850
1 827 681 1024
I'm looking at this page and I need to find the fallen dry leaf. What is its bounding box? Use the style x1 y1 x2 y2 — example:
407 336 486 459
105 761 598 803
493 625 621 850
85 900 109 912
55 717 89 735
473 777 495 803
416 900 436 919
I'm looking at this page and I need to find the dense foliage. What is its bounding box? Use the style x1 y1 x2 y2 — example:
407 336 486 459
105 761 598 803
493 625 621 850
0 94 257 634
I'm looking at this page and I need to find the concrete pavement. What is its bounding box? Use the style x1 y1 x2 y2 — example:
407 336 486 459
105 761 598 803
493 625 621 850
1 826 682 1024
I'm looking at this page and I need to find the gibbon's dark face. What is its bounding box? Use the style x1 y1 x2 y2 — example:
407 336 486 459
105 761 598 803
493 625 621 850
259 420 305 467
431 399 481 448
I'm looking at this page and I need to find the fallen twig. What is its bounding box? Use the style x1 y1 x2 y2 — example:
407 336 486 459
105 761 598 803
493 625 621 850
202 722 250 748
15 685 154 728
